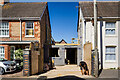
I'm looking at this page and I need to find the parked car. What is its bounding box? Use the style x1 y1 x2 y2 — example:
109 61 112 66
0 58 16 75
14 59 23 70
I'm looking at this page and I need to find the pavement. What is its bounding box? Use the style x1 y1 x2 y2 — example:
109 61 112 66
35 65 93 79
0 65 120 80
99 69 119 78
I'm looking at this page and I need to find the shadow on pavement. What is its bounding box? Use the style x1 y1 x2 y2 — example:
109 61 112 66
38 75 86 80
33 67 56 76
98 69 103 77
4 69 23 75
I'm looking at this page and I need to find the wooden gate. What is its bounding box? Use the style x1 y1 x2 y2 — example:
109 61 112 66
84 42 92 75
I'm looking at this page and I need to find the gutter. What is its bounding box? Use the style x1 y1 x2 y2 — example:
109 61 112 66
0 41 31 44
84 17 120 19
0 17 41 20
0 41 39 44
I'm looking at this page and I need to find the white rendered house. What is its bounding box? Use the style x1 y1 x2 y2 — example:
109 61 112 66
78 1 120 69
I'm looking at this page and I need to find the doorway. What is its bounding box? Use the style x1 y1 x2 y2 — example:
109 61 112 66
66 48 77 64
49 48 59 57
10 46 15 60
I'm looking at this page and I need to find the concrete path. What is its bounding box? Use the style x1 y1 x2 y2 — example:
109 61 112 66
35 65 93 79
99 69 119 78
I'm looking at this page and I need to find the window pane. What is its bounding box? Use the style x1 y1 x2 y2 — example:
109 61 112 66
105 29 115 35
7 30 9 35
0 23 1 29
106 22 115 28
106 47 115 52
26 29 34 35
105 54 115 60
26 22 33 28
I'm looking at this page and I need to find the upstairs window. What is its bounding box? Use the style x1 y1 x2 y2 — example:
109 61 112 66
105 22 115 35
0 22 9 37
25 22 34 37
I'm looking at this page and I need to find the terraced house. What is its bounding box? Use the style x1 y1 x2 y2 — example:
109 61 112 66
78 1 120 69
0 0 51 65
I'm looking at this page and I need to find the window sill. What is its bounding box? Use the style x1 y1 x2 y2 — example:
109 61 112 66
105 60 116 63
0 36 9 38
105 35 117 37
25 36 34 38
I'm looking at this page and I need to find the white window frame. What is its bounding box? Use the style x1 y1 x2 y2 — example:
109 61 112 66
105 46 116 62
25 22 34 37
105 22 116 36
0 47 5 59
0 22 9 37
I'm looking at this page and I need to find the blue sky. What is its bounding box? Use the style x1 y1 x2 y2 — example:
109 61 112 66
10 0 119 43
48 2 78 43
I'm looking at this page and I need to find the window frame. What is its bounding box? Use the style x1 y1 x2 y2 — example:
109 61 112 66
25 22 34 37
0 22 9 37
0 46 5 59
105 22 116 36
105 46 116 62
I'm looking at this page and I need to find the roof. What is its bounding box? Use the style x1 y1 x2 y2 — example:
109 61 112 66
79 1 119 17
55 39 67 44
1 2 47 17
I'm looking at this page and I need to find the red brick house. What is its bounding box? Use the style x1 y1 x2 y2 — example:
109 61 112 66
0 1 51 63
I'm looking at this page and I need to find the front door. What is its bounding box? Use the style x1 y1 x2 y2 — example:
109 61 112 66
10 46 15 60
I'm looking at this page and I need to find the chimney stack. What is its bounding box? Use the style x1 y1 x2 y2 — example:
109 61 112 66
0 0 9 5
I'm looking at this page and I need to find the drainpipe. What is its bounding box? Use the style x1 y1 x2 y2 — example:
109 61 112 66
19 18 22 41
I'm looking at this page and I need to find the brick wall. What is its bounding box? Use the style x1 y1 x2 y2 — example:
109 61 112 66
0 21 41 42
40 7 51 48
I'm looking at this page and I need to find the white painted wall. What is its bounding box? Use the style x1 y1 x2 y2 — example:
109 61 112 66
82 20 118 69
102 21 118 69
118 21 120 68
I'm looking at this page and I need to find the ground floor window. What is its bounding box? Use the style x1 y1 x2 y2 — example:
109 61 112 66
105 46 116 61
0 47 5 59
